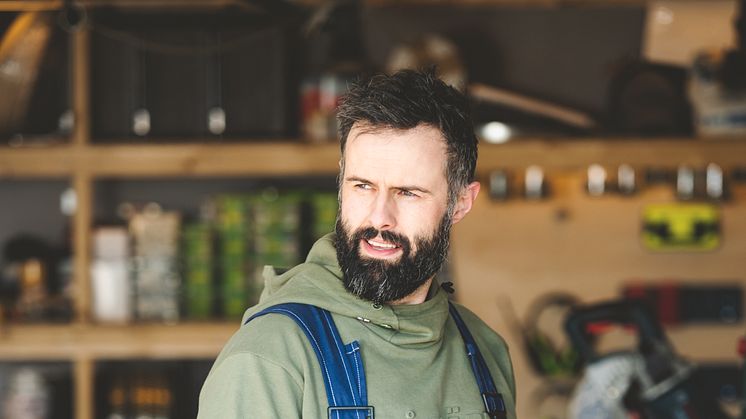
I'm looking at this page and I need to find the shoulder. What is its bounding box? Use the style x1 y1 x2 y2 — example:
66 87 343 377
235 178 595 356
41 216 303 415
199 321 308 419
222 311 314 360
212 311 318 384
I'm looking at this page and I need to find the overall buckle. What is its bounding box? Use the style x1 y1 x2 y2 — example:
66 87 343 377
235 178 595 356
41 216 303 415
327 405 375 418
482 391 507 419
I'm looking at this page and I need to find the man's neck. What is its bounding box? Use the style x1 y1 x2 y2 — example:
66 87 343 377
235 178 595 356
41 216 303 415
388 278 434 306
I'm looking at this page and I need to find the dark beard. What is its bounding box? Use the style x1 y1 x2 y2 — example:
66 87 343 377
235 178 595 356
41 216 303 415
334 213 452 305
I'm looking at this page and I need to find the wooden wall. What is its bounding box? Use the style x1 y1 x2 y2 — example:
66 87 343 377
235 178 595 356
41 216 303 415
451 169 746 417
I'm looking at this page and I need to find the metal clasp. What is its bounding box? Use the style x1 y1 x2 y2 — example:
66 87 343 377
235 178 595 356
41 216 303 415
327 405 375 418
482 391 507 419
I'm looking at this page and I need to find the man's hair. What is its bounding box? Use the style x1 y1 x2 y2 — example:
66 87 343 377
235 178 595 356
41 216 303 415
336 69 478 206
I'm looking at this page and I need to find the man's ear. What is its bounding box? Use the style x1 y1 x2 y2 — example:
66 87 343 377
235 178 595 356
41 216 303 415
451 181 481 224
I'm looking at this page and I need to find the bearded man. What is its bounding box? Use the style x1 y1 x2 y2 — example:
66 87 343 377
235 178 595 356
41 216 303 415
199 69 516 419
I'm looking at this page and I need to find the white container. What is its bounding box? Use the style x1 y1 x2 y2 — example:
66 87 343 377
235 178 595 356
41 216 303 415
91 227 132 324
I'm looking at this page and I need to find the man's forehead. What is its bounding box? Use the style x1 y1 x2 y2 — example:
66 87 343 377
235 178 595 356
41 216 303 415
342 123 450 190
347 122 444 143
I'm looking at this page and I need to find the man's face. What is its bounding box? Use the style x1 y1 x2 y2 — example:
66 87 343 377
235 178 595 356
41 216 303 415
335 123 453 304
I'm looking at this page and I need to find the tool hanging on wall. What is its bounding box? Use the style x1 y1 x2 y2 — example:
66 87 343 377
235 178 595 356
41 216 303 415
499 293 582 378
641 203 720 252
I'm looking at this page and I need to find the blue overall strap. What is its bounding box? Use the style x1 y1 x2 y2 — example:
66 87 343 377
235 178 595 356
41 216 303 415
448 302 508 419
245 303 374 419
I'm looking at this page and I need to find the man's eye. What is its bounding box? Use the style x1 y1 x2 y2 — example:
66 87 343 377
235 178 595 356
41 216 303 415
354 183 371 190
399 189 418 198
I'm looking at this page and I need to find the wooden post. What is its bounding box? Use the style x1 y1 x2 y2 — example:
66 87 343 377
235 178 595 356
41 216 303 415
71 22 94 419
75 356 94 419
72 25 90 147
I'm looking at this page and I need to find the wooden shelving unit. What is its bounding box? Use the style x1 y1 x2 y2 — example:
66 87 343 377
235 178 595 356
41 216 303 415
2 4 745 419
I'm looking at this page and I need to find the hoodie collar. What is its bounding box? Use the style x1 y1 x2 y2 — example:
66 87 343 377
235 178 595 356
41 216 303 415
264 234 451 346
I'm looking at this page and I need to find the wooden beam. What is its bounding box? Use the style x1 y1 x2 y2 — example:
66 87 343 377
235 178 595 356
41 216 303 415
82 142 341 177
71 28 90 147
73 171 92 324
0 1 63 12
476 138 746 172
0 145 74 177
2 138 746 180
74 357 94 419
0 323 235 359
0 0 245 11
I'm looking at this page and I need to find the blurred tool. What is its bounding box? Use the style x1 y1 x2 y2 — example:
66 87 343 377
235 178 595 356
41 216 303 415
586 164 608 197
565 299 731 419
706 163 726 200
525 165 549 200
617 164 637 195
623 282 742 325
676 165 695 200
641 203 720 252
488 170 511 201
499 293 581 378
470 83 596 131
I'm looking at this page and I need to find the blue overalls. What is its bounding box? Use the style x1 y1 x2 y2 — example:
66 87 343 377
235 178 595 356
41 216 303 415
246 302 508 419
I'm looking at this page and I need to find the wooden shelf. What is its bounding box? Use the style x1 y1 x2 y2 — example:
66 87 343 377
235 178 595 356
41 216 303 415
84 142 341 178
298 0 674 7
0 0 694 12
0 144 78 178
3 138 746 179
0 142 340 178
0 0 248 12
0 322 237 360
477 137 746 170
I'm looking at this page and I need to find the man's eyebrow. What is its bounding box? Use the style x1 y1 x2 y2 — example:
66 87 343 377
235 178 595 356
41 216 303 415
345 176 373 184
398 185 433 195
345 176 432 195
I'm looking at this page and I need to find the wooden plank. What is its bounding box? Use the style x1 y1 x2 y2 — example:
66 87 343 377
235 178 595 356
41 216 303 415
0 145 75 177
296 0 663 7
476 138 746 172
1 139 746 179
0 0 705 10
0 1 63 11
73 171 92 323
82 142 341 177
0 0 245 11
71 28 90 147
75 356 93 419
0 323 236 359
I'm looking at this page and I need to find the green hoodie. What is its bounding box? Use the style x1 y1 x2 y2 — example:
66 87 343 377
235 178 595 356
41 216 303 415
198 234 517 418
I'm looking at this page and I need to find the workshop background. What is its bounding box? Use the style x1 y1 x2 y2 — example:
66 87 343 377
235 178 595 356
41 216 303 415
0 0 745 418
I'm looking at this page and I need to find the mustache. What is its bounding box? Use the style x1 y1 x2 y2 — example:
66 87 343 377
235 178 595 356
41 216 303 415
353 227 411 252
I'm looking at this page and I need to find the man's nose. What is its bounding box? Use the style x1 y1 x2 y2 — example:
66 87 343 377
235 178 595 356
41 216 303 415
368 192 396 231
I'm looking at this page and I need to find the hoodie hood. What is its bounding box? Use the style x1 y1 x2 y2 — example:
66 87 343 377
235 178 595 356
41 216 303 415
241 233 451 346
